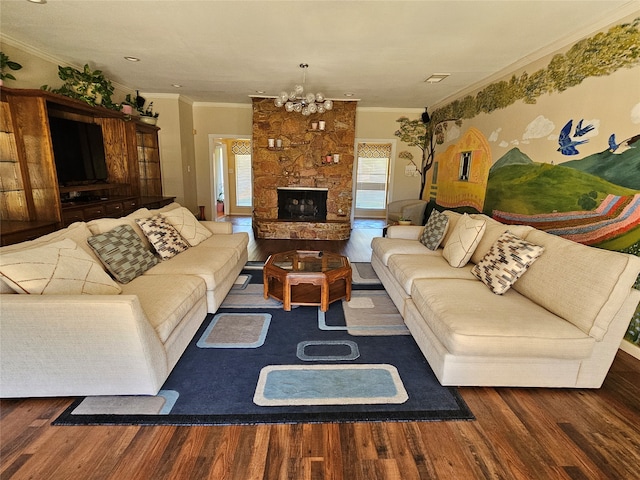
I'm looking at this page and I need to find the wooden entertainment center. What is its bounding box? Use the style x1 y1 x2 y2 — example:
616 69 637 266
0 87 173 246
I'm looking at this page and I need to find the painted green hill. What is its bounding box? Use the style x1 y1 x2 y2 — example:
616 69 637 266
561 147 640 189
489 147 533 173
483 163 638 215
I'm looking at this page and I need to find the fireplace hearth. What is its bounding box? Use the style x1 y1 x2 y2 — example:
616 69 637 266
277 187 328 222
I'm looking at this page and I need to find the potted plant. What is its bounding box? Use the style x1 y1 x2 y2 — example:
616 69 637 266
397 217 412 226
41 64 118 111
122 91 147 115
216 192 224 215
139 101 159 125
0 52 22 85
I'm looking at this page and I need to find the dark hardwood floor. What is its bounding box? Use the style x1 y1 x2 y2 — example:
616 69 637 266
1 216 639 479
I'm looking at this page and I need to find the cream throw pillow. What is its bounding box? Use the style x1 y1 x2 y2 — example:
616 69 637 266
160 206 212 247
442 213 486 267
0 238 121 295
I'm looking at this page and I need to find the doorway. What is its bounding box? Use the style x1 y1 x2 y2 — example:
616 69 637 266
209 135 253 220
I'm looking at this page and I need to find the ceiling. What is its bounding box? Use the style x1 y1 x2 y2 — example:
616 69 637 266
0 1 637 108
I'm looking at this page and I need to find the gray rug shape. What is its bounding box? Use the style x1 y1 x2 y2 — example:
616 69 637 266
351 262 382 285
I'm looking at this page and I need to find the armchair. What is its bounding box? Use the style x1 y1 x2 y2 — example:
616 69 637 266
386 199 428 225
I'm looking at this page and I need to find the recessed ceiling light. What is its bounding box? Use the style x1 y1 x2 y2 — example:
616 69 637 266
172 84 183 88
344 92 355 97
27 0 47 4
424 73 450 84
124 56 140 62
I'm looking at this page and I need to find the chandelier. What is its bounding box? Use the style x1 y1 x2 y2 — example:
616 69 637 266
274 64 333 116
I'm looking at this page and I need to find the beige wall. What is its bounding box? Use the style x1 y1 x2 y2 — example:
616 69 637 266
0 39 132 102
192 104 253 218
140 95 187 207
356 108 423 205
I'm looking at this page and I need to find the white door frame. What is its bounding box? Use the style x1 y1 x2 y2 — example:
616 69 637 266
352 138 397 219
207 133 251 220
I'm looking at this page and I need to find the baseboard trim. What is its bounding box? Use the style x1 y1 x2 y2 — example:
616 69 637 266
619 339 640 361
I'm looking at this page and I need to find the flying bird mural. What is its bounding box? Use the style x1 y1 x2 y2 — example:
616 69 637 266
608 133 640 153
557 119 593 155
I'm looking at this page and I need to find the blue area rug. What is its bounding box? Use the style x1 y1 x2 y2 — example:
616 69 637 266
54 269 473 425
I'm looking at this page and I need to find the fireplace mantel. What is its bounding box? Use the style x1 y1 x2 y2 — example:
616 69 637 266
277 187 329 191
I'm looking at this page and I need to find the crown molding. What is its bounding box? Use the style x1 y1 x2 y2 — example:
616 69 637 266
0 33 132 94
193 102 253 109
432 4 640 110
356 107 424 114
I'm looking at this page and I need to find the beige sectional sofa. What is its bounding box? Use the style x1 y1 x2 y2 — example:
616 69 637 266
0 203 248 397
371 211 640 388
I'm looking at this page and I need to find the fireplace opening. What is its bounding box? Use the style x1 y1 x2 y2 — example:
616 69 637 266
277 188 328 222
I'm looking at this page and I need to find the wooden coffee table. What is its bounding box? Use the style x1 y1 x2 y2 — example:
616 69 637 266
263 250 352 312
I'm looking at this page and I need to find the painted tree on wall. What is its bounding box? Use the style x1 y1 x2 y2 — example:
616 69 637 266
394 116 462 198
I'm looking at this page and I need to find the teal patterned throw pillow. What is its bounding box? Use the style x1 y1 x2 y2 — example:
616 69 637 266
419 210 449 250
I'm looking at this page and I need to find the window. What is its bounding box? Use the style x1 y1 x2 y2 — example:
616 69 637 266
459 151 472 181
232 140 252 207
355 143 392 210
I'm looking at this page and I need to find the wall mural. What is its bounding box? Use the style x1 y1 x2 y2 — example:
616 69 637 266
414 18 640 345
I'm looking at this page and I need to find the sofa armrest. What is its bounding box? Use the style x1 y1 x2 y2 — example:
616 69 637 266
200 220 233 235
0 295 168 397
386 225 424 240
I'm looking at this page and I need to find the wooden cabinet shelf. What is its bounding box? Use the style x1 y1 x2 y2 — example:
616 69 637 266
58 183 129 194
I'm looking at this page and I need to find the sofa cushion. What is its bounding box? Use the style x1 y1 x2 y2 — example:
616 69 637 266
142 246 238 291
0 238 121 295
469 215 534 264
442 213 486 268
512 229 640 340
410 278 595 359
88 225 159 283
472 231 545 295
419 209 449 250
388 254 475 294
371 237 440 266
197 232 250 262
160 206 212 247
121 274 206 343
87 208 153 250
136 215 190 260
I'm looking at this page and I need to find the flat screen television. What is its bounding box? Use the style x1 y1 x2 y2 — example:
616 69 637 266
49 116 108 186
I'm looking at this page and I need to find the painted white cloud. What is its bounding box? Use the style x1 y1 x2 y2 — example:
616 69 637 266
445 124 461 142
631 102 640 124
511 139 520 146
499 140 509 148
523 115 555 140
489 128 502 142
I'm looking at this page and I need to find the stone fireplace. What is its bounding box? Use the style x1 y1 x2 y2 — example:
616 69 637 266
251 98 357 240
